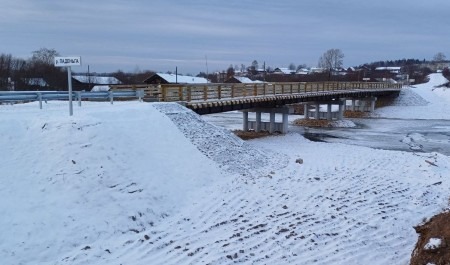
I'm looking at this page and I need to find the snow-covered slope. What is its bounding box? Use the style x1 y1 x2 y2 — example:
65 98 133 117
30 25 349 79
0 102 229 264
374 73 450 119
1 75 450 265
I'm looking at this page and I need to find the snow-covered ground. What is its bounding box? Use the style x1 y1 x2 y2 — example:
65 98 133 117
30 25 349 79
0 74 449 265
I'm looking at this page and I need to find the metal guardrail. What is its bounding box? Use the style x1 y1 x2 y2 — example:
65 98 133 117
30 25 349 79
0 90 145 109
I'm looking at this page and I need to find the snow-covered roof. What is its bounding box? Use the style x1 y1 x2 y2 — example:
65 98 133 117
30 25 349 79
375 67 402 71
155 73 208 84
91 85 110 92
72 75 122 85
310 67 325 73
24 78 48 87
296 68 309 75
273 67 295 74
233 76 264 83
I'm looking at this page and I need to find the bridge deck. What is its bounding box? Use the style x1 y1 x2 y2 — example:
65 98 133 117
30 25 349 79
111 81 402 114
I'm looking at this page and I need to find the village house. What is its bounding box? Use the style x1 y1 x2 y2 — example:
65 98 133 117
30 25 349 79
225 76 264 83
143 73 208 84
273 67 296 75
71 75 122 91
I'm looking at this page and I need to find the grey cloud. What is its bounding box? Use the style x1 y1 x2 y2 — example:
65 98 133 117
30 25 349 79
2 0 450 73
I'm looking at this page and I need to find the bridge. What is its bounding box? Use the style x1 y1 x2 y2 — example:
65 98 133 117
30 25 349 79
112 81 401 114
112 81 402 133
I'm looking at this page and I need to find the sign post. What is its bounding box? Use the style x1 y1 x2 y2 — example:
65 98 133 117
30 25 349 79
54 56 81 116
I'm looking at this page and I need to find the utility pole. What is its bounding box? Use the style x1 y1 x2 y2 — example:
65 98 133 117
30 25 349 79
87 65 90 91
263 61 266 81
205 55 209 76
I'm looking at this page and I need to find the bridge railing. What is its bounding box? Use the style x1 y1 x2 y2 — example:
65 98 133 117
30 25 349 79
110 81 401 102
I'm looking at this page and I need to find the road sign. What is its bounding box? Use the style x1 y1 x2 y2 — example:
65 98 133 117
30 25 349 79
54 56 81 67
54 56 81 116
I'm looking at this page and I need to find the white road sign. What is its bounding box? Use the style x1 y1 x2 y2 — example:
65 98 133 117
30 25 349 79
54 56 81 67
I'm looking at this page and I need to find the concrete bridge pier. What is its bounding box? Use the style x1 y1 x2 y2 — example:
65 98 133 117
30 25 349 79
243 107 289 134
243 111 249 131
304 99 345 120
338 100 345 120
370 97 377 111
345 97 377 112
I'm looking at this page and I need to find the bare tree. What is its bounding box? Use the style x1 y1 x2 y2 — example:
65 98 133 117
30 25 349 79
251 60 259 70
240 64 246 73
288 63 296 71
248 60 259 75
318 48 344 70
226 64 235 79
28 48 65 90
31 48 59 65
433 52 446 62
296 64 307 71
0 53 27 91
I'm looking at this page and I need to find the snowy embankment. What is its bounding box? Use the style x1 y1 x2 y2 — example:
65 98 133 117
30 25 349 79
0 73 449 265
374 73 450 119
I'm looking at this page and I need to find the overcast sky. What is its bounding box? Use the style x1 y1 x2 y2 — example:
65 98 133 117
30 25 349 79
2 0 449 74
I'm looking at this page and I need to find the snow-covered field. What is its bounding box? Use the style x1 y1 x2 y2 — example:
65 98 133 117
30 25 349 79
1 74 449 265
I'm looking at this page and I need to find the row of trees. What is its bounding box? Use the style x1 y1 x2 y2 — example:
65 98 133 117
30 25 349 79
1 47 447 90
241 50 446 77
0 48 157 91
224 49 344 77
0 48 67 90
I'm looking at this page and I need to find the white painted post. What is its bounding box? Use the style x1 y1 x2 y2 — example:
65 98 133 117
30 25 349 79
256 111 262 132
38 93 43 109
243 111 249 131
269 111 275 133
77 91 82 107
109 91 114 104
68 66 73 116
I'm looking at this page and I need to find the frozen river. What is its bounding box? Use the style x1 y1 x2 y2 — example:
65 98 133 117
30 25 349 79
296 118 450 156
203 112 450 156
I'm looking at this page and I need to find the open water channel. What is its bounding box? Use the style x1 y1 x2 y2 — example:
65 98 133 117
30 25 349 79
203 112 450 156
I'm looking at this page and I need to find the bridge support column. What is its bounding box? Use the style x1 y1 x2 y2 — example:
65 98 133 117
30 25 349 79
304 104 309 119
315 103 320 119
338 100 345 120
351 99 356 111
255 112 262 132
269 112 276 133
243 111 249 131
370 97 377 111
327 103 332 121
282 112 289 133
